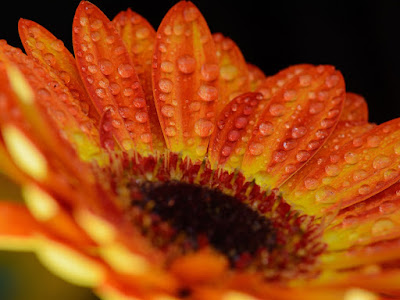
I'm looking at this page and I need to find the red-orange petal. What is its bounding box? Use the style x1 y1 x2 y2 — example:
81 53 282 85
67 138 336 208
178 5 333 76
247 63 266 91
18 18 100 125
0 201 40 250
73 1 153 153
208 92 264 169
282 118 400 218
340 92 369 122
241 65 345 188
152 1 218 161
113 9 165 151
213 33 250 114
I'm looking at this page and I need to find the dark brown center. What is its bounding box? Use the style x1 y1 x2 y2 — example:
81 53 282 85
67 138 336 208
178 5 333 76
129 180 277 267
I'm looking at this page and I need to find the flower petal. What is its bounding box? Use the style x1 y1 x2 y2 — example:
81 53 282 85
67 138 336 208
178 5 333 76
152 1 218 160
0 201 39 250
18 18 100 125
73 1 153 153
0 41 103 163
213 33 250 114
208 92 264 169
241 65 345 188
340 92 368 122
282 118 400 218
113 9 165 151
247 63 266 91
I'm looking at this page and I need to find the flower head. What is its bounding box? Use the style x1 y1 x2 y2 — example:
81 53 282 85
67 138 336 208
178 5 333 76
0 1 400 299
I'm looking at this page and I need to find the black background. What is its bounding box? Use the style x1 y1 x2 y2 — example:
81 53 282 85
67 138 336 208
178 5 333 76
1 0 400 124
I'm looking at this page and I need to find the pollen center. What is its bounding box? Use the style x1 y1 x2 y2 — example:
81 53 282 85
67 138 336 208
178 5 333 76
130 180 277 267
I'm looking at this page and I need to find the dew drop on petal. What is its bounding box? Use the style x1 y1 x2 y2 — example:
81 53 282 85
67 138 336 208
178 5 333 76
189 101 201 112
358 184 371 195
304 177 318 190
228 130 240 142
165 126 176 137
292 126 307 139
269 103 285 117
371 218 395 236
367 135 380 148
201 63 219 82
177 54 196 74
198 85 218 101
161 105 175 117
99 59 114 75
194 119 215 137
234 117 248 129
135 111 149 123
353 169 368 182
158 78 173 93
161 61 174 73
259 122 274 136
344 152 359 165
373 155 391 170
118 64 134 78
248 143 264 156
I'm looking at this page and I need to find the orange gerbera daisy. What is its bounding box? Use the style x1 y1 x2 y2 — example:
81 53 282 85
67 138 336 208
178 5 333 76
0 1 399 299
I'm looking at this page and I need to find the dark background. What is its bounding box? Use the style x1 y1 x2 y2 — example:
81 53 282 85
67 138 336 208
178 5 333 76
0 1 400 299
1 1 400 124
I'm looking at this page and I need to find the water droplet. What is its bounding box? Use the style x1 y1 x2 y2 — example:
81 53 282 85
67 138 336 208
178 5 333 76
273 150 287 163
43 53 55 66
259 122 274 136
234 117 248 129
248 143 264 156
165 126 176 137
196 145 207 156
283 90 296 102
109 83 121 95
194 119 214 137
352 137 363 148
344 152 358 165
383 169 399 181
59 71 71 84
88 64 98 74
99 59 114 75
95 88 106 98
136 27 150 39
269 103 285 117
373 155 391 170
140 133 151 143
189 101 201 112
201 63 219 82
160 61 174 73
283 139 297 150
299 74 312 87
315 186 336 203
130 98 144 109
358 184 371 195
379 201 396 215
50 40 64 52
123 88 134 97
118 64 134 78
91 31 101 42
371 218 394 236
221 145 232 157
135 111 148 123
90 19 103 30
198 85 218 101
121 139 134 150
228 130 240 142
304 177 318 190
394 142 400 155
220 64 238 81
367 135 380 148
161 105 174 117
292 126 307 139
183 6 199 22
353 169 367 182
325 164 340 177
307 140 320 150
80 17 89 26
112 119 122 128
158 78 173 93
309 101 324 114
177 54 196 74
325 74 340 88
296 150 310 162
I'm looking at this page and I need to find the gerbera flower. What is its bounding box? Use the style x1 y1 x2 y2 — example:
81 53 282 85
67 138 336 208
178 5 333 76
0 1 399 299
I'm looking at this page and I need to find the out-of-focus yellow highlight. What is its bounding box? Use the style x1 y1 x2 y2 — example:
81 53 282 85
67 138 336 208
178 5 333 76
2 125 47 180
22 184 59 221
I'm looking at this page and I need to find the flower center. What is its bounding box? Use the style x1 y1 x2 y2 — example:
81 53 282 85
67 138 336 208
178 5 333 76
129 180 277 268
108 152 326 280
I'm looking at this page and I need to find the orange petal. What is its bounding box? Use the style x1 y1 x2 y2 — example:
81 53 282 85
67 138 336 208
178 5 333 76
18 18 100 125
73 1 153 153
213 33 250 114
210 64 313 171
247 63 266 91
0 41 102 162
282 118 400 218
152 1 218 160
340 92 368 122
0 201 40 250
324 181 400 251
113 9 165 151
281 122 375 216
241 65 345 188
208 92 264 169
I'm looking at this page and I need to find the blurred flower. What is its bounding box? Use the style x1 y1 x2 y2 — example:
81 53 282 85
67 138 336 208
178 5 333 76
0 1 399 299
